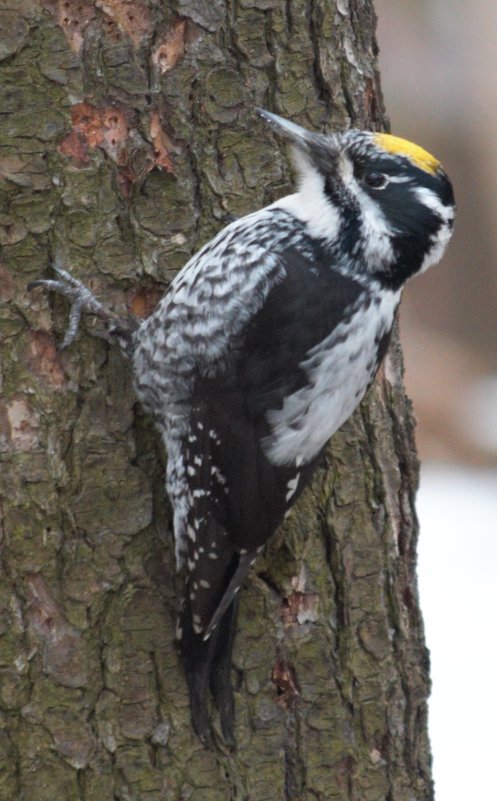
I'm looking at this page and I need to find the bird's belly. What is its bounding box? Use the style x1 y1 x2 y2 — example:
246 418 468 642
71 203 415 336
263 292 399 466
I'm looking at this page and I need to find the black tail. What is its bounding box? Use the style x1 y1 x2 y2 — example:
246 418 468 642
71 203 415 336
178 595 240 745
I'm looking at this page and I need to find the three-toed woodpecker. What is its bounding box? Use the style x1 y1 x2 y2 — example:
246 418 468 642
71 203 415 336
29 109 455 743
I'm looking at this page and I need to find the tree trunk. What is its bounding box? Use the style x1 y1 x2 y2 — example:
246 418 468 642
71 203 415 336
0 2 432 799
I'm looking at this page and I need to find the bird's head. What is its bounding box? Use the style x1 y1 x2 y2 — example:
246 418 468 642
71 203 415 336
257 109 455 290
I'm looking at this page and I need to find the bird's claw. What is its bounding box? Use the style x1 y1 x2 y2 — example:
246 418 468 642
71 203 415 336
28 262 136 352
60 299 83 350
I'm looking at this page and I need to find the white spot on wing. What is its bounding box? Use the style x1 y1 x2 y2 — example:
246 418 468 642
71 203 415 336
285 474 300 502
187 525 196 542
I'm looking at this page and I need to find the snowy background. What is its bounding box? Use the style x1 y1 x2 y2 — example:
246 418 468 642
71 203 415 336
417 465 497 801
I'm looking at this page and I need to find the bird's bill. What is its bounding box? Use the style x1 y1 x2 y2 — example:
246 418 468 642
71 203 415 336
256 108 341 178
256 108 317 150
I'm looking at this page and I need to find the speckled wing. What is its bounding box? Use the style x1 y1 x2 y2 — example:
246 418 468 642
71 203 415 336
133 209 292 567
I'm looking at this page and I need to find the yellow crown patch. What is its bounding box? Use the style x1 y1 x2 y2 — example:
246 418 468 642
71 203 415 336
374 133 441 176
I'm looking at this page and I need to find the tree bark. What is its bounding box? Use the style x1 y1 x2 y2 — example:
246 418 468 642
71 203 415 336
0 2 432 800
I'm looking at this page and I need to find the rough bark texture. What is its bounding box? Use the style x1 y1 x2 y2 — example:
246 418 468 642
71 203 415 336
0 2 432 800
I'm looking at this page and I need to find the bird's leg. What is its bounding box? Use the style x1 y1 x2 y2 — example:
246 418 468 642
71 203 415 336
28 261 137 353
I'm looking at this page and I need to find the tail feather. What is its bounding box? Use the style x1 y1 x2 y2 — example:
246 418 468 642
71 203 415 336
178 594 240 743
177 549 256 743
203 551 256 640
208 595 240 745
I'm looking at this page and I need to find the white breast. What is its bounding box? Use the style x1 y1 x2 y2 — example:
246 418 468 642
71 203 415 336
263 289 400 466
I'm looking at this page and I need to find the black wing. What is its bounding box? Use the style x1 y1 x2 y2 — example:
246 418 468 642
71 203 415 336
178 245 363 740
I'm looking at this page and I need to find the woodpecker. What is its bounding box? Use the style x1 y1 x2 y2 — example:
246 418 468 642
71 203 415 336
29 110 455 744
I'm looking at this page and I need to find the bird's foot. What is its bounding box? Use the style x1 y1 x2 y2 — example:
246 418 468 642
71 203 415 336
28 261 136 351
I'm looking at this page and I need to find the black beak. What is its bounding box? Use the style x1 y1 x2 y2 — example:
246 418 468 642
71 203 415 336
256 108 317 151
256 108 340 175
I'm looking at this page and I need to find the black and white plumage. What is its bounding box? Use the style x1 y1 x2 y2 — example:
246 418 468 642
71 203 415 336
29 110 455 743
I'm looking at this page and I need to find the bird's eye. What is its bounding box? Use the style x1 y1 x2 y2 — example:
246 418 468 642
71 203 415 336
364 171 388 189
